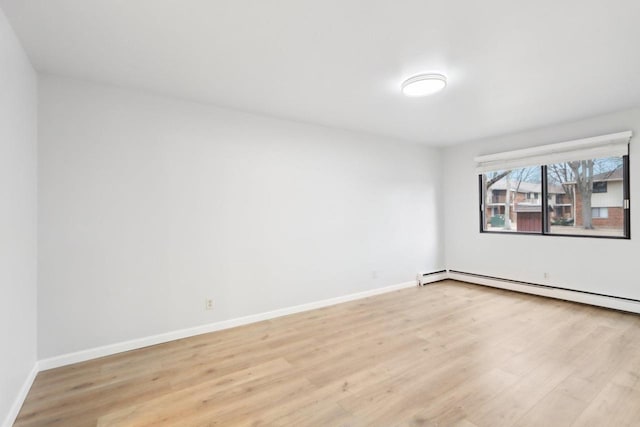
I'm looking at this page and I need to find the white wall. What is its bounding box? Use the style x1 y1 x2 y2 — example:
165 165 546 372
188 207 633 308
443 108 640 300
37 75 442 359
0 7 37 427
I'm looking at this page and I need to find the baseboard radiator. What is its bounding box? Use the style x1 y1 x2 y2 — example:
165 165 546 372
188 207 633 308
417 270 448 286
446 269 640 315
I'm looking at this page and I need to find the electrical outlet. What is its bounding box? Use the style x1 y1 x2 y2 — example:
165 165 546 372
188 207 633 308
371 270 378 279
543 272 550 280
205 298 213 310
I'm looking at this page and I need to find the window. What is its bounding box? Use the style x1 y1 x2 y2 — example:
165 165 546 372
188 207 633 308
592 207 609 218
593 181 607 193
546 157 623 237
477 131 631 239
481 166 542 233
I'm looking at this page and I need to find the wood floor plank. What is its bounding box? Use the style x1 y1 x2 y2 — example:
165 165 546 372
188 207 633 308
14 280 640 427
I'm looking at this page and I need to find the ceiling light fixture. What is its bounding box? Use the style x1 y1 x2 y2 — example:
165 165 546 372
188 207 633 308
401 73 447 97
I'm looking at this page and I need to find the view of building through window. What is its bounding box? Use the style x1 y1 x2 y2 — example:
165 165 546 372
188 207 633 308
546 156 624 237
481 156 627 237
483 166 542 233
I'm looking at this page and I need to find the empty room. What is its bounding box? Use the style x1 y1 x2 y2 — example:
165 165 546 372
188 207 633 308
2 1 640 426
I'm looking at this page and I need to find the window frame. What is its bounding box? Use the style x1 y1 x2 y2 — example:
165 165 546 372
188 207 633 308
478 155 630 240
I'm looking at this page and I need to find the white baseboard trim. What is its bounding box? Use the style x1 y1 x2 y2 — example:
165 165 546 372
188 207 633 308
447 270 640 314
10 270 638 424
2 363 38 427
38 279 421 371
43 269 637 372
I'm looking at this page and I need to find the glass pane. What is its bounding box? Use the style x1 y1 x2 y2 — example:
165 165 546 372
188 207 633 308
546 156 624 237
483 166 542 233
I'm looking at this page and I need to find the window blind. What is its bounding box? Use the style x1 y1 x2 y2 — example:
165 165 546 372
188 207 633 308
475 131 632 173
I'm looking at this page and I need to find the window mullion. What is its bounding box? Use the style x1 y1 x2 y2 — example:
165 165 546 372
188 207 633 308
624 155 631 238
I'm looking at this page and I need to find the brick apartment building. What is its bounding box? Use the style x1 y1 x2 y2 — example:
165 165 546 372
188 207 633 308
485 168 623 230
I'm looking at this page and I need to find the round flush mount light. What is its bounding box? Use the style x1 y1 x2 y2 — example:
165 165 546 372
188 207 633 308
401 73 447 97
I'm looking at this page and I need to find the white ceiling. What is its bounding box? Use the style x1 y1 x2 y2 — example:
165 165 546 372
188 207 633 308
2 0 640 145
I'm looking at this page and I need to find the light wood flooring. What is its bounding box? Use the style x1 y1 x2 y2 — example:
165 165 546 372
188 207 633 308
15 280 640 426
